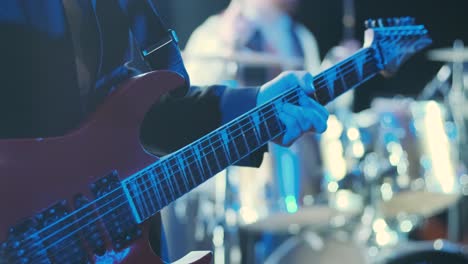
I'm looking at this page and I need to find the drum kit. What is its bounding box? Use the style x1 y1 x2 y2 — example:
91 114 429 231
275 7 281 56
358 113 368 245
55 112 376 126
163 41 468 263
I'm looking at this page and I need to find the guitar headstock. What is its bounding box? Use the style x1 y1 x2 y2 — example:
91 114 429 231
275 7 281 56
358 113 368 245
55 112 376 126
364 17 432 74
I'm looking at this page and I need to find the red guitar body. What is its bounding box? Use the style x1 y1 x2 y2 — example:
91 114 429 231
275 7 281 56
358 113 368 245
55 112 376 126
0 71 211 264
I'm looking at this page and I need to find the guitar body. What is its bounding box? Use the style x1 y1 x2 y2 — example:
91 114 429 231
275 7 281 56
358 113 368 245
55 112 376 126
0 71 210 263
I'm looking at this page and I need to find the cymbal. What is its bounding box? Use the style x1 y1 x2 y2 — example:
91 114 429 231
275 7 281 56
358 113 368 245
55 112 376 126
243 206 358 233
182 50 304 68
427 47 468 62
380 191 460 219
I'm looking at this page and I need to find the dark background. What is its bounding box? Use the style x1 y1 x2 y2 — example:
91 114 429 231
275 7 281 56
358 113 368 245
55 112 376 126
155 0 468 110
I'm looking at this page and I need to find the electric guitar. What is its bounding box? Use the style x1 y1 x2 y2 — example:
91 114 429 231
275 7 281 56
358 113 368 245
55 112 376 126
0 18 431 264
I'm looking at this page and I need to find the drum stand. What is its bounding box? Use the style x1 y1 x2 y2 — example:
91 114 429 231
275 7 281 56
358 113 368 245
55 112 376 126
424 39 468 244
445 40 467 243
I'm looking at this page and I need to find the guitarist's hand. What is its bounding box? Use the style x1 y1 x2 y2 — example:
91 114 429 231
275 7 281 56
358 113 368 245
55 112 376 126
257 71 329 146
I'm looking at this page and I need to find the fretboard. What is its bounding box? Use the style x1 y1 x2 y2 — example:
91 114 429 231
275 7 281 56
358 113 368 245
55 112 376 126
123 47 381 222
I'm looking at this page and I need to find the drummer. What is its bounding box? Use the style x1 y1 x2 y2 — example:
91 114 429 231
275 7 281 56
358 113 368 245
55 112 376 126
184 0 322 85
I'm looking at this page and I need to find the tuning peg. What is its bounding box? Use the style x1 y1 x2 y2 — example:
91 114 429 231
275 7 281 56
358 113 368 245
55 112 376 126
377 18 385 27
398 17 405 25
365 19 377 29
403 17 410 25
399 16 414 26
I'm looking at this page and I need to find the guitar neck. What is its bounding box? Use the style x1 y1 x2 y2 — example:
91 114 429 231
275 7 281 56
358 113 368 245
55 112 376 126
122 47 381 223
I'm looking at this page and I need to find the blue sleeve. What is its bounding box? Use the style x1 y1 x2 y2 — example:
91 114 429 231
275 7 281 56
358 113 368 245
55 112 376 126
140 85 266 168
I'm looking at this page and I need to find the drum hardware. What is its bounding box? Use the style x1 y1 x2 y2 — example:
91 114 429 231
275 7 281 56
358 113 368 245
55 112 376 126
418 64 452 100
426 40 468 154
171 25 468 264
427 47 468 63
426 40 468 243
218 40 468 264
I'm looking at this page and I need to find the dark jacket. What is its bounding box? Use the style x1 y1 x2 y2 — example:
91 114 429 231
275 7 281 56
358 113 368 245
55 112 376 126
0 0 264 258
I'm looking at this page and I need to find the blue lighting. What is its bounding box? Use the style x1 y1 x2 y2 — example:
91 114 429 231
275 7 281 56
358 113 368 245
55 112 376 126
95 248 131 264
285 195 298 213
273 144 300 213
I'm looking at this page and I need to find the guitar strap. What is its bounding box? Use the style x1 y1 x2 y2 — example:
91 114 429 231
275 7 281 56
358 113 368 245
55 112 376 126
90 0 189 259
116 1 188 258
91 0 189 99
118 0 190 92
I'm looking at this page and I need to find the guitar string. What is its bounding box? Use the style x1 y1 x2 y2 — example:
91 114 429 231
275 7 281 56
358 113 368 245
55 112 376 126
125 61 378 211
18 30 422 255
16 47 373 252
29 34 424 260
40 68 381 264
23 55 379 261
45 33 422 260
113 35 420 225
18 50 377 261
126 53 377 200
17 50 377 262
123 49 375 194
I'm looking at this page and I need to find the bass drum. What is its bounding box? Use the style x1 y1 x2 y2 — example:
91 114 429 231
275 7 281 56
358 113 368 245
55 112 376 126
377 240 468 264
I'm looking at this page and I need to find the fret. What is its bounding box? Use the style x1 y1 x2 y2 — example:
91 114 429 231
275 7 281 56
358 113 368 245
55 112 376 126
209 133 230 169
182 148 203 185
220 128 233 164
176 152 195 189
344 62 376 93
121 181 142 223
248 114 262 145
258 104 284 138
199 139 219 176
153 165 170 205
284 88 301 105
336 64 348 96
238 117 260 150
240 131 251 155
130 179 147 219
313 82 331 105
340 51 373 94
145 175 157 213
148 170 163 209
224 128 241 162
134 176 151 219
346 63 361 91
141 176 154 216
257 106 272 142
168 158 189 194
192 144 207 182
355 48 368 80
162 162 180 199
226 122 250 158
176 157 189 189
325 67 337 100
